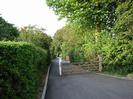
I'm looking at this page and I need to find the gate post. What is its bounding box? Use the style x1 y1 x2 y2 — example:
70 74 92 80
98 55 102 72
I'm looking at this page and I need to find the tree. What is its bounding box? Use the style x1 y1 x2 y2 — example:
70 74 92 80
47 0 118 57
51 25 78 58
113 0 133 39
51 24 96 62
101 0 133 74
0 16 19 40
47 0 117 31
18 25 52 50
48 0 133 74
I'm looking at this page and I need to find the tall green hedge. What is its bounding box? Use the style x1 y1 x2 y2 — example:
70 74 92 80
102 39 133 75
0 41 47 99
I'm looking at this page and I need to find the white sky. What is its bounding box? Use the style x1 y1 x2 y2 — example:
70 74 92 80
0 0 66 36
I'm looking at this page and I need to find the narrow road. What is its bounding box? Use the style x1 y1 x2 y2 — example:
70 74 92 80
45 59 133 99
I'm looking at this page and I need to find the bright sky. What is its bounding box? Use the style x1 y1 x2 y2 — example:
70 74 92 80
0 0 66 36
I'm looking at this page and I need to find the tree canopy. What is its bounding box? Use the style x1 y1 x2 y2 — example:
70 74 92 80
0 16 19 40
18 25 52 50
47 0 117 30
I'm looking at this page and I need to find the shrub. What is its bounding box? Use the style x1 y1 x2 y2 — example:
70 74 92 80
0 41 47 99
102 38 133 75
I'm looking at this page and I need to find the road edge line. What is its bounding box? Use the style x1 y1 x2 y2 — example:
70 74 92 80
41 64 51 99
96 73 133 81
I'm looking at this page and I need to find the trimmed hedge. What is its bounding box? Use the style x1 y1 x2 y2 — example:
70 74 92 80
0 41 47 99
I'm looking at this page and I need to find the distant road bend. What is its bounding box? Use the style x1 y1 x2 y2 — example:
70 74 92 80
45 59 133 99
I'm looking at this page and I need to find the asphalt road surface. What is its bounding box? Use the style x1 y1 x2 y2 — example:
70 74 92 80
45 59 133 99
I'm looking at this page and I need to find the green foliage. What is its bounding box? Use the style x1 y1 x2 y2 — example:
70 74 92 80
113 0 133 39
51 24 79 58
18 25 52 64
51 24 96 62
50 0 133 75
18 25 52 50
0 16 19 40
0 41 47 99
102 38 133 75
102 0 133 75
47 0 117 30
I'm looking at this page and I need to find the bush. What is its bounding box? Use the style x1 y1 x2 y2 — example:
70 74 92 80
0 41 47 99
102 38 133 75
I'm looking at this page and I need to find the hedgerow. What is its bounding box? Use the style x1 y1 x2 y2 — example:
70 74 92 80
102 38 133 75
0 41 47 99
